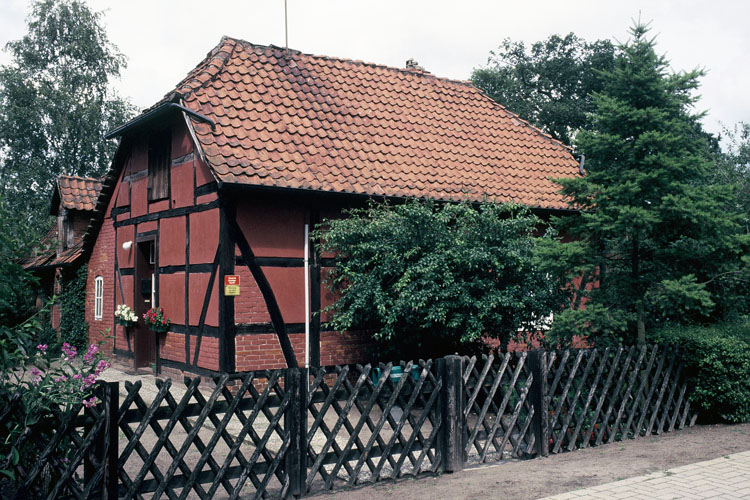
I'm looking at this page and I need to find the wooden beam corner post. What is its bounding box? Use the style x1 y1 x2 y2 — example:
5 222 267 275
285 367 308 497
309 209 321 368
529 349 549 457
438 355 464 473
219 200 237 373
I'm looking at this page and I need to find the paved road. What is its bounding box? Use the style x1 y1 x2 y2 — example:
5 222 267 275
540 451 750 500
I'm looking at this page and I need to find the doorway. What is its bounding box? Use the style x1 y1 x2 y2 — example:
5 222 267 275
134 239 156 369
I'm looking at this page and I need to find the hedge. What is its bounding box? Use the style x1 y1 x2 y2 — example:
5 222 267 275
650 320 750 424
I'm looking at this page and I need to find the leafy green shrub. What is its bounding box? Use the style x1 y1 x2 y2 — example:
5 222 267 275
59 265 89 350
315 200 565 359
34 322 60 356
650 320 750 423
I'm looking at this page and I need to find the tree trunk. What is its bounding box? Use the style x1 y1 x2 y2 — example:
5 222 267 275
632 235 646 345
637 300 646 345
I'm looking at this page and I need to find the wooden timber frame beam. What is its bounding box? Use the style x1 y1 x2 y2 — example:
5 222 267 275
224 199 299 368
218 201 236 372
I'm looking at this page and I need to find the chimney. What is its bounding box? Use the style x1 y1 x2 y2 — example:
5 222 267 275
405 58 427 73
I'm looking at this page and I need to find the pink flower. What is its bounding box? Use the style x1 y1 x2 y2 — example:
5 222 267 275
83 344 99 364
54 375 68 383
94 359 110 376
82 374 97 388
82 397 99 408
36 344 48 353
30 367 42 384
61 342 77 359
72 374 82 380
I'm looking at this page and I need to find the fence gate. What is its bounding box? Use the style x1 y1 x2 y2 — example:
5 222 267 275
304 360 442 494
463 352 537 464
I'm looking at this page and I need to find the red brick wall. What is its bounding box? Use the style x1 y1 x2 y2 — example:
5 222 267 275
235 330 375 371
319 331 374 366
160 331 185 363
86 215 115 353
234 267 272 324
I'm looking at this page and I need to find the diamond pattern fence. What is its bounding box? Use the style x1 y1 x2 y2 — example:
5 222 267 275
545 345 697 454
305 360 442 494
0 345 697 499
463 352 536 464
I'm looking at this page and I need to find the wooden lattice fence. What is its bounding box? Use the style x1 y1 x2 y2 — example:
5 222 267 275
0 345 698 499
544 345 696 454
462 352 536 463
305 360 442 493
118 371 291 500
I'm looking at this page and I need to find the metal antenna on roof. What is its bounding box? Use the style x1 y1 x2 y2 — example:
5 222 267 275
284 0 289 54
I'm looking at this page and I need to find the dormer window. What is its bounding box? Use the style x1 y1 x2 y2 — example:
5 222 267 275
57 208 74 253
148 130 171 201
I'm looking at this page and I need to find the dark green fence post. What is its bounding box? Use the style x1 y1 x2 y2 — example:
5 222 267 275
285 367 308 498
438 355 464 473
528 349 549 457
83 381 119 499
105 381 119 500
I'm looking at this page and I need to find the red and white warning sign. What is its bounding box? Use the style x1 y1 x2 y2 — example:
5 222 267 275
224 275 240 296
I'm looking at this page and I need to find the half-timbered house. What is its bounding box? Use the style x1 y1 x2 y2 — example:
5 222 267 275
82 37 580 377
25 175 102 330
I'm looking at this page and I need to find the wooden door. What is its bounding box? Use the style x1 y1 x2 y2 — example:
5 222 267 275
134 240 156 368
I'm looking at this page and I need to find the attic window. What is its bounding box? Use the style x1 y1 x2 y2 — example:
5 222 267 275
148 130 171 201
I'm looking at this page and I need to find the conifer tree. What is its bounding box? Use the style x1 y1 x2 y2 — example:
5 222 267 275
541 22 749 345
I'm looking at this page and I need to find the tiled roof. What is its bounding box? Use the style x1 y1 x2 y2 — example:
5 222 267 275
22 230 83 270
168 37 579 210
57 175 103 212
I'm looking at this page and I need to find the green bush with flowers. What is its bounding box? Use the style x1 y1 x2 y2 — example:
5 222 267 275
143 307 170 333
0 306 111 492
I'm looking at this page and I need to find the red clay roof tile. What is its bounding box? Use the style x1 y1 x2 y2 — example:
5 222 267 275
57 175 103 212
164 37 580 209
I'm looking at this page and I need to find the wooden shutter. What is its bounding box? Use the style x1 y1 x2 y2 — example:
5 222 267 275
148 131 171 201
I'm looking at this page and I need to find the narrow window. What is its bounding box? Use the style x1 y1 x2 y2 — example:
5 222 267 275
148 130 171 201
94 276 104 320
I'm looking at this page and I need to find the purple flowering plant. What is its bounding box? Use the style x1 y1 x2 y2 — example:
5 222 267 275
0 324 112 478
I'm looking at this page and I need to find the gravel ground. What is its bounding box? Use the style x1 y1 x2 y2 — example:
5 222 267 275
308 423 750 500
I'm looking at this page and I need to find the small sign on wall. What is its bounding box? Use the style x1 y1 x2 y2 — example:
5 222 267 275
224 275 240 296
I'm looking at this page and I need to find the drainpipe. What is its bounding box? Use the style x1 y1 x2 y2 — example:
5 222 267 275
304 223 310 371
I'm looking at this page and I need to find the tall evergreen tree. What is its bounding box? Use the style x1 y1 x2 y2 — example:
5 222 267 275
540 23 749 345
0 0 134 235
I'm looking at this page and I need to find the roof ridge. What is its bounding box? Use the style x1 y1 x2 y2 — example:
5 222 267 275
58 174 103 182
175 36 238 101
224 36 479 90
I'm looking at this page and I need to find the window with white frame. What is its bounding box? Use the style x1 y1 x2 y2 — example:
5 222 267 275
94 276 103 320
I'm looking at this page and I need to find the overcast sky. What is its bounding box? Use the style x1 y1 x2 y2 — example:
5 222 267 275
1 0 748 139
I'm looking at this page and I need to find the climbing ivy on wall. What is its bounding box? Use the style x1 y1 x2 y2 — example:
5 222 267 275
59 264 89 349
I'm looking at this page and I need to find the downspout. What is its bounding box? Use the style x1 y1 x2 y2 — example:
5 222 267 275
304 223 310 371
